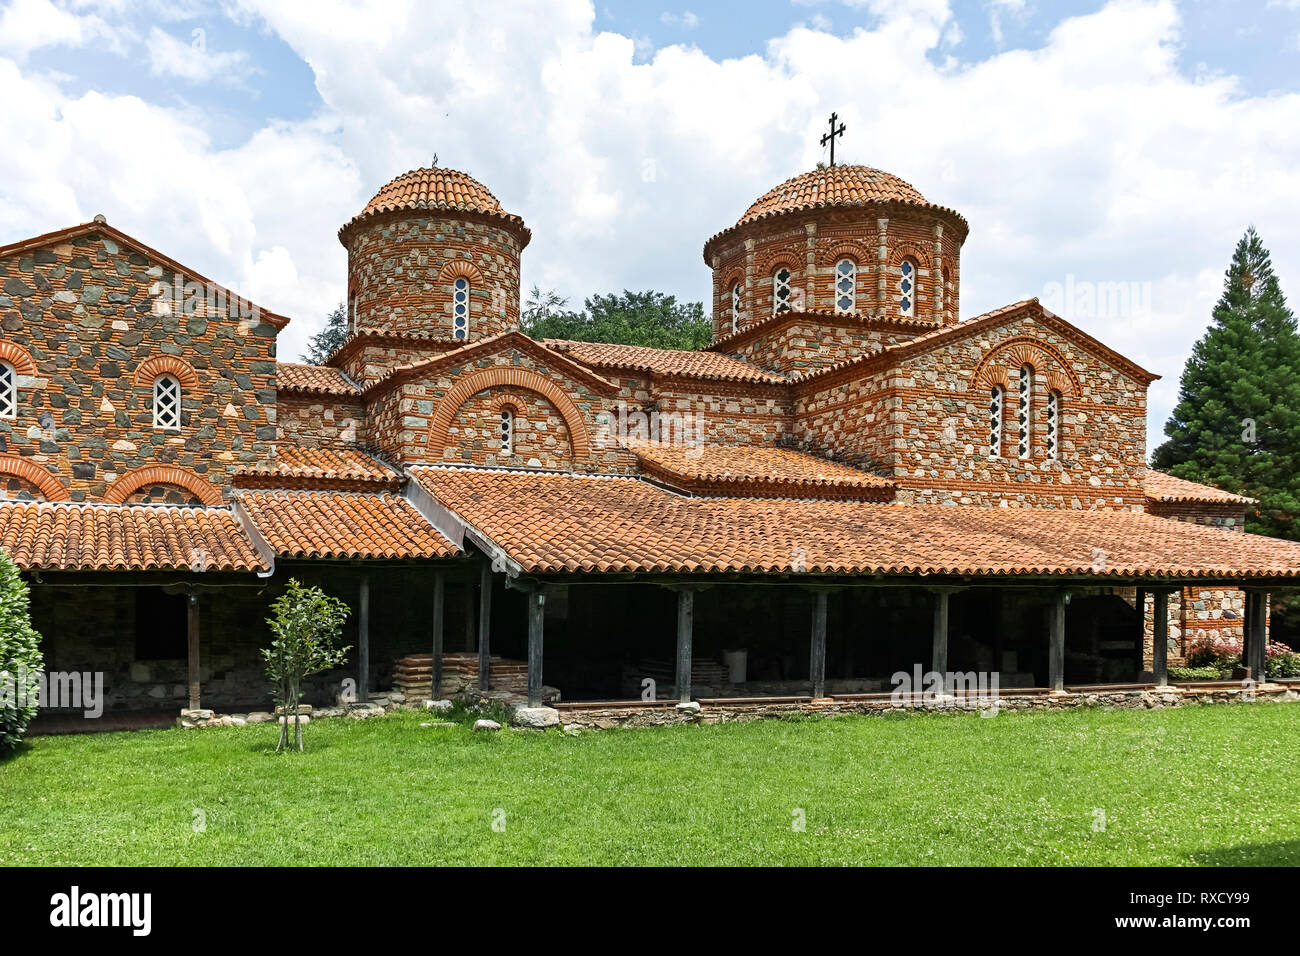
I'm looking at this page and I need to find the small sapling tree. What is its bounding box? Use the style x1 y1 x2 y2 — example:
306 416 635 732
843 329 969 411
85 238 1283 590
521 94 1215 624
0 547 43 755
263 578 351 752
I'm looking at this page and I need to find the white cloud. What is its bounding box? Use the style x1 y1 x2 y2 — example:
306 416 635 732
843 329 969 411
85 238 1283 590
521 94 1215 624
2 0 1300 436
0 0 126 59
145 26 257 86
659 10 698 29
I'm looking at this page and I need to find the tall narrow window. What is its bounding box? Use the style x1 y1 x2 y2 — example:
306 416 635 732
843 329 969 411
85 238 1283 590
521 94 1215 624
452 277 470 339
350 295 358 332
899 259 917 317
835 259 857 313
499 409 514 455
0 362 15 419
989 386 1003 457
730 282 742 333
1046 390 1060 460
773 268 792 315
1017 364 1032 458
154 374 181 430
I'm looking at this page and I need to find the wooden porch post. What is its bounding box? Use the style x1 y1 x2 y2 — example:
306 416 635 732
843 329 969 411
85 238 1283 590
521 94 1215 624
431 570 445 700
809 589 828 699
477 561 492 692
187 592 200 711
1048 590 1066 692
463 577 476 651
931 589 950 684
1244 590 1268 679
527 588 545 706
1152 589 1170 686
358 574 370 703
675 587 694 703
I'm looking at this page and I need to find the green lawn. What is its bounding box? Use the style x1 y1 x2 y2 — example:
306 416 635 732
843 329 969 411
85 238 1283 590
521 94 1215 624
2 703 1298 866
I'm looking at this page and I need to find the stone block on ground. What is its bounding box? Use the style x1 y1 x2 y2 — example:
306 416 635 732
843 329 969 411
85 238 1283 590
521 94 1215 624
473 719 501 732
511 706 560 729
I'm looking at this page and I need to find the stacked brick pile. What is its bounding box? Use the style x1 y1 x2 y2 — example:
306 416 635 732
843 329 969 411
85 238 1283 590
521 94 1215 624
392 652 529 700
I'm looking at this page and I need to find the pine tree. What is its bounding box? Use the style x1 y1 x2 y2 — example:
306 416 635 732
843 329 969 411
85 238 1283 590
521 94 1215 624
1153 227 1300 538
301 302 348 365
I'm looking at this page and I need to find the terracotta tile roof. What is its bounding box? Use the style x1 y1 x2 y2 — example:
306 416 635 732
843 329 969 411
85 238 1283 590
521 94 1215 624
544 339 787 385
707 307 935 354
0 501 268 572
236 490 459 560
1144 471 1256 505
277 362 360 396
704 165 969 260
340 167 530 247
411 466 1300 580
626 440 894 500
232 449 401 491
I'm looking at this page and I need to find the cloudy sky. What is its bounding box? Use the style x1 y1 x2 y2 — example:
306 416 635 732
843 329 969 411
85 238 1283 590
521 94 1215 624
2 0 1299 448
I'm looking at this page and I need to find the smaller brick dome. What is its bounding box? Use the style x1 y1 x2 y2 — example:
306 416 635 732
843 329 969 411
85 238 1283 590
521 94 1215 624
340 167 530 248
738 165 928 226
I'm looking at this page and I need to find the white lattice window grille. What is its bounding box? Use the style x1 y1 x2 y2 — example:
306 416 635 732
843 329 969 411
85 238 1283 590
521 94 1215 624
730 283 742 333
835 259 857 313
499 409 514 454
453 278 470 339
773 268 792 316
154 375 181 430
1046 390 1060 460
989 386 1003 457
899 259 917 316
1018 364 1032 459
0 362 15 419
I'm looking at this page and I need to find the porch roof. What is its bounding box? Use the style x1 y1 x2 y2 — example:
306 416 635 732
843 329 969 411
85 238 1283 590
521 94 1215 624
232 448 403 492
0 500 270 572
235 490 460 560
410 465 1300 581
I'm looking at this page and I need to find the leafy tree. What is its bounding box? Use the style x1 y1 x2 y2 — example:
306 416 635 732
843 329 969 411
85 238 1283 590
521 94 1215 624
523 289 711 351
302 302 348 365
1153 227 1300 539
0 548 42 755
263 579 351 752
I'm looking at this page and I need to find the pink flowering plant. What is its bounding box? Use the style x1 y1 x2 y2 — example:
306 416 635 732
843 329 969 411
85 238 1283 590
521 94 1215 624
1182 633 1299 679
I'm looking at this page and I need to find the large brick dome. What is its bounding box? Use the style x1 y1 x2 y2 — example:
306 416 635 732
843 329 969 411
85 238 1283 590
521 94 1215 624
340 167 530 248
738 165 929 226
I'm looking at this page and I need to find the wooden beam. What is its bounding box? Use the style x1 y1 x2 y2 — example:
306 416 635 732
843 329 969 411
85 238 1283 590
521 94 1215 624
809 589 828 699
931 589 950 685
186 593 200 711
675 588 694 703
478 561 492 692
1048 590 1066 692
527 589 545 706
358 574 370 703
1152 589 1169 686
432 570 445 700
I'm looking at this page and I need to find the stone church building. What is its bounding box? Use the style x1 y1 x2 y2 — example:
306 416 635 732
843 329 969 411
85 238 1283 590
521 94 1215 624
2 162 1297 723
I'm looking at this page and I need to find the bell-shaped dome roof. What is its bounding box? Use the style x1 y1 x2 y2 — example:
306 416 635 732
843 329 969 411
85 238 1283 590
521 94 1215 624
739 165 928 225
340 167 529 247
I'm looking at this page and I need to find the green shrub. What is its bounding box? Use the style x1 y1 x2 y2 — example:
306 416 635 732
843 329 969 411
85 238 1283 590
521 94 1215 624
1167 665 1230 682
1266 648 1300 679
0 548 43 755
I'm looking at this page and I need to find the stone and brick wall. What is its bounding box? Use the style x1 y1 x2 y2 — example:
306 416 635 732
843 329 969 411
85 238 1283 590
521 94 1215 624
277 393 368 449
0 226 278 503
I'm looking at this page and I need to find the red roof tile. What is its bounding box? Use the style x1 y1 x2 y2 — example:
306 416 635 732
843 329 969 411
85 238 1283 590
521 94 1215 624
340 167 530 247
277 362 360 396
411 466 1300 580
237 490 459 560
545 340 786 385
0 502 268 572
232 449 401 491
1144 471 1256 505
627 440 894 500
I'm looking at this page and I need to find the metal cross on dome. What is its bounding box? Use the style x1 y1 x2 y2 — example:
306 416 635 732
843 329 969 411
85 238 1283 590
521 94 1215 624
820 112 846 166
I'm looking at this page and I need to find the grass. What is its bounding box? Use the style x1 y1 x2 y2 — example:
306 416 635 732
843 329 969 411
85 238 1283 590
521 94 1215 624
2 702 1298 866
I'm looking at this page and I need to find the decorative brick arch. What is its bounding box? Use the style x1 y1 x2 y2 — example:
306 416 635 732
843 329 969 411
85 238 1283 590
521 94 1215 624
755 247 800 277
488 392 526 416
134 355 199 390
972 336 1080 396
0 341 36 376
817 239 873 268
103 465 222 506
888 241 934 272
0 454 69 501
427 368 590 461
437 258 485 285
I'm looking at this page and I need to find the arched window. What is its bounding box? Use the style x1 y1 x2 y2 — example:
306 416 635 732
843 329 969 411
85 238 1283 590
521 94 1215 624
452 277 470 340
835 259 857 313
154 374 181 430
989 386 1003 457
499 408 514 455
0 362 15 419
1017 364 1033 459
899 259 917 317
730 282 742 333
1046 390 1060 460
772 268 792 316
